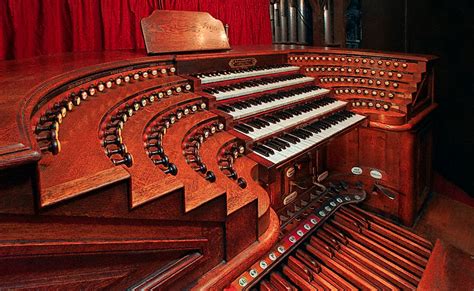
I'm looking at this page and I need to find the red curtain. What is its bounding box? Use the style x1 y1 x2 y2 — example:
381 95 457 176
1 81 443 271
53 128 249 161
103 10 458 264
0 0 272 60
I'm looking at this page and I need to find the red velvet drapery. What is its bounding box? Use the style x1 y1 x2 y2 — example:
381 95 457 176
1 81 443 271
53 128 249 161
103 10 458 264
0 0 272 60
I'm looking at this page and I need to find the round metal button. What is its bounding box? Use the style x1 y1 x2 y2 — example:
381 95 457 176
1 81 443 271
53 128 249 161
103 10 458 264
269 252 276 261
239 277 248 287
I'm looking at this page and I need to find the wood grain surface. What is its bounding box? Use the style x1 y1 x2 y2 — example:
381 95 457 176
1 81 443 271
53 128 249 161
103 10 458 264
141 10 230 54
0 44 438 289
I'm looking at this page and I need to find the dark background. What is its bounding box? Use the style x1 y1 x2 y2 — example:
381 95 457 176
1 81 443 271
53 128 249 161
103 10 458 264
359 0 473 195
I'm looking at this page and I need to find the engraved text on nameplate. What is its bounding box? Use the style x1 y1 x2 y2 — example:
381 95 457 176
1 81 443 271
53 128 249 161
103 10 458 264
229 58 258 69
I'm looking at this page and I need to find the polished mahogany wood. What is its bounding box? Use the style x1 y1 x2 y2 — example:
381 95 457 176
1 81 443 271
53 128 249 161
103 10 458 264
326 106 435 225
198 131 271 235
0 43 439 289
230 202 434 290
141 10 230 55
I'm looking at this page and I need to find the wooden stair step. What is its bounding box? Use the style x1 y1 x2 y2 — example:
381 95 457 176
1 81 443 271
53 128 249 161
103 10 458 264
162 110 228 217
41 167 130 208
38 77 196 216
122 92 204 210
199 131 260 259
37 76 185 200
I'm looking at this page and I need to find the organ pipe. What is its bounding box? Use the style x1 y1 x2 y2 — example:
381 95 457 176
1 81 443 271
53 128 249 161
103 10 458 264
324 0 335 44
288 0 298 43
273 3 281 42
271 0 311 44
279 0 288 43
270 3 275 42
296 0 307 44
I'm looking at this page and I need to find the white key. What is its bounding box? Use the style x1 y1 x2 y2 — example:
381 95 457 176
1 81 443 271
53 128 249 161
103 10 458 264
254 113 366 165
234 100 347 140
254 145 288 163
280 138 308 152
199 66 301 84
229 88 330 119
214 76 315 101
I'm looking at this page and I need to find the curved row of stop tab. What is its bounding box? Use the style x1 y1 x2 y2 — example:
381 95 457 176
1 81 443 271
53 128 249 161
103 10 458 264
34 65 179 156
217 141 247 189
306 66 405 79
143 99 210 176
334 86 396 99
182 120 226 182
101 86 200 174
289 54 410 69
350 98 391 111
318 76 401 89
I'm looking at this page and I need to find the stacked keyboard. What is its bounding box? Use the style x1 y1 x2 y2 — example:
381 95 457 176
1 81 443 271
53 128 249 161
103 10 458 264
217 85 330 120
250 111 366 166
233 97 347 141
203 74 314 101
199 63 365 168
194 64 300 84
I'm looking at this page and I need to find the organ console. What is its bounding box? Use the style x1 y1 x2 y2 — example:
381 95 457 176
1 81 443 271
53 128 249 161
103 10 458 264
0 11 446 290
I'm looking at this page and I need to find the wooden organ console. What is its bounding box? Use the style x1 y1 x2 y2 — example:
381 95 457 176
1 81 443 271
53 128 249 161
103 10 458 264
0 12 440 291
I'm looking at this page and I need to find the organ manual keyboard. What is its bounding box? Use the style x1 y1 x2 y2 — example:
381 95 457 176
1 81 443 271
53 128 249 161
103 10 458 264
249 111 367 167
195 64 300 84
219 85 331 120
0 10 441 290
204 74 315 101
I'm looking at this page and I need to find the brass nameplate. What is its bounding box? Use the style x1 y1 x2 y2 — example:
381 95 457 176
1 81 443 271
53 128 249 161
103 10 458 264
229 58 257 69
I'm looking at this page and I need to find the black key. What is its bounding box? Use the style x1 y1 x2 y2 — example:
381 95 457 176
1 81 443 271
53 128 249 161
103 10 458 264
294 129 310 138
272 138 289 149
234 124 249 133
299 128 314 137
304 124 321 134
239 123 254 132
255 118 270 127
259 144 275 155
262 116 278 123
217 106 230 113
253 146 269 157
291 130 306 139
266 141 283 151
255 144 274 155
233 103 244 110
282 134 299 143
219 105 235 112
248 99 260 106
246 120 262 129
